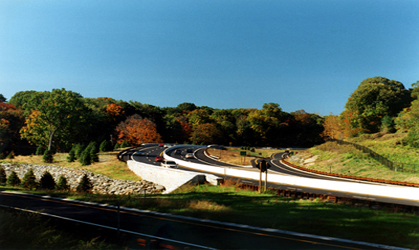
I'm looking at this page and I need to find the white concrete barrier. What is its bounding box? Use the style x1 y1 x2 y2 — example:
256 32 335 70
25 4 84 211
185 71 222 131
127 160 207 194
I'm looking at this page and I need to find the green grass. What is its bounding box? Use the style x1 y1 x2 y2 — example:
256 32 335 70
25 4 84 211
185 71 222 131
2 183 418 249
294 136 419 184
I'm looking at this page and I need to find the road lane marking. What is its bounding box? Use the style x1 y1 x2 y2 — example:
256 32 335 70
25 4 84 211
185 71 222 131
1 192 407 250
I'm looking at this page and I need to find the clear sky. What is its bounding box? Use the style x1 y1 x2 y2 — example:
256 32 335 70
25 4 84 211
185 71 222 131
1 0 418 116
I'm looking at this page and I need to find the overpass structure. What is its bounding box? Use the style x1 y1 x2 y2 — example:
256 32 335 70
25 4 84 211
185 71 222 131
126 145 419 208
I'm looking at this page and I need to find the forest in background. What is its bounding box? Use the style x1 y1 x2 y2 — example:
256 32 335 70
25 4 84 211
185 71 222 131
1 76 418 156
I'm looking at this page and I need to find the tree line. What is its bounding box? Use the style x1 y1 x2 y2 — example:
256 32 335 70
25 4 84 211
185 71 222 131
0 89 324 155
1 76 418 157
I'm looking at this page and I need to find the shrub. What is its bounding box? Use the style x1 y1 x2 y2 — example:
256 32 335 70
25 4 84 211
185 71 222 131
74 143 84 159
99 140 108 152
67 148 76 162
6 171 21 186
79 150 91 166
42 150 53 163
120 141 130 148
88 142 99 163
56 175 69 191
114 143 120 150
40 171 56 190
21 168 38 190
6 151 14 159
0 166 6 184
35 145 44 156
76 174 93 193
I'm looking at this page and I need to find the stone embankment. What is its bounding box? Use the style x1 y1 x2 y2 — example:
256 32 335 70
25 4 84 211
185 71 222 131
288 153 318 167
1 163 165 195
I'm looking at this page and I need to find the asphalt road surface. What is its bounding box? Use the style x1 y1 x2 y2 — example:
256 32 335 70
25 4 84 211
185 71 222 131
128 146 419 207
0 192 386 250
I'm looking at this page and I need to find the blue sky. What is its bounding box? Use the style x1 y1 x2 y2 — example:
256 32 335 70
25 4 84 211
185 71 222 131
1 0 418 116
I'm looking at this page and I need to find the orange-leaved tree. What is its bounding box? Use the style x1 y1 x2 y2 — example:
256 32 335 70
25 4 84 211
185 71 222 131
321 114 344 140
105 103 125 122
115 114 162 146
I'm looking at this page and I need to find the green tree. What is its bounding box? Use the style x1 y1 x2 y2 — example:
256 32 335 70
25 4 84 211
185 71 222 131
6 171 20 186
42 149 53 163
8 90 38 109
73 143 84 159
88 141 99 163
120 141 130 148
20 88 90 151
35 145 44 156
343 77 412 134
40 171 56 190
21 168 38 190
56 175 69 190
76 174 93 193
67 147 76 162
0 166 6 184
190 123 221 145
0 94 6 102
6 151 14 159
79 149 91 166
99 140 109 152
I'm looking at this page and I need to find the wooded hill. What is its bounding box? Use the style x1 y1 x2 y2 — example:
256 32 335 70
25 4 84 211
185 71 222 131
1 76 418 155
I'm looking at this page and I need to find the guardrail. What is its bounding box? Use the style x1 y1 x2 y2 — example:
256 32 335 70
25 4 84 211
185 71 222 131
329 139 419 174
282 159 419 188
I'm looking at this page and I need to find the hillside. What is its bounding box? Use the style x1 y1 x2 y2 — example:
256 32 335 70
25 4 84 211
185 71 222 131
289 133 419 184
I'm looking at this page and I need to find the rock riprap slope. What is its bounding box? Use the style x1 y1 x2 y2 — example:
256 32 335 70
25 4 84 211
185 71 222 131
1 163 165 194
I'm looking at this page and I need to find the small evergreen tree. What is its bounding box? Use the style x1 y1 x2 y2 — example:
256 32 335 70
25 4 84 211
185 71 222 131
0 167 6 184
76 174 93 193
88 142 99 163
99 140 108 152
114 142 120 150
40 171 56 190
42 150 53 163
79 149 91 166
74 143 84 159
6 151 14 159
67 147 76 162
0 152 5 160
120 141 130 148
35 145 44 156
21 168 38 190
6 171 21 186
56 175 69 190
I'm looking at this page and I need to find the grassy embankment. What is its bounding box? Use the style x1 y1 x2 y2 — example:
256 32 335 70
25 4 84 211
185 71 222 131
1 145 418 249
289 133 419 184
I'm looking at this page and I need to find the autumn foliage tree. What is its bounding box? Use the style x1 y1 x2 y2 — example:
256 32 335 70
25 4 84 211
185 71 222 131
20 89 90 151
0 102 25 153
190 123 221 145
105 103 125 121
115 114 162 146
321 114 344 139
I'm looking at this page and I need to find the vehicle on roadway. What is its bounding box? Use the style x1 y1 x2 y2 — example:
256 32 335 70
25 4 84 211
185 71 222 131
161 160 178 168
155 156 164 162
207 144 225 150
185 153 194 159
